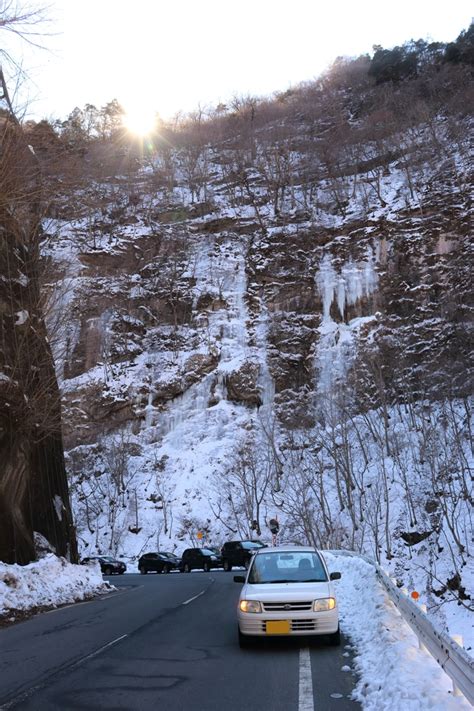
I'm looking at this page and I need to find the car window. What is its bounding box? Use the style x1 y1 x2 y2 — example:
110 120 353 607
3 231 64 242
241 541 264 550
248 552 327 584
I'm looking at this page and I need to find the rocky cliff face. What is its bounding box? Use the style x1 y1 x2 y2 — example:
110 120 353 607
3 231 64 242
37 66 472 637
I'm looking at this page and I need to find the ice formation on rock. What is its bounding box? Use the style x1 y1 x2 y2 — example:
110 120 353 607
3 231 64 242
314 248 378 395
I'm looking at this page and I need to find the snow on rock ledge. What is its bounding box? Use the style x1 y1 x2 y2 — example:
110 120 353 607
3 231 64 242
0 555 112 618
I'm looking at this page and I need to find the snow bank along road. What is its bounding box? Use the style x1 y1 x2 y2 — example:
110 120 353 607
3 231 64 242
0 571 359 710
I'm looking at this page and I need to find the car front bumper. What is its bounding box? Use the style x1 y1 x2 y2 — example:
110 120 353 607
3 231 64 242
237 607 339 637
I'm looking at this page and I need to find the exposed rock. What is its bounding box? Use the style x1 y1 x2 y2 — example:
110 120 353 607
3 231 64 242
196 292 228 312
225 361 262 407
62 386 137 447
200 217 237 233
152 377 186 403
399 530 433 546
183 353 219 386
425 499 439 514
151 353 219 406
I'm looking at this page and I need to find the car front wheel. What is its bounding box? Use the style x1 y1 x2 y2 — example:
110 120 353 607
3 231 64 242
203 562 210 572
104 566 113 576
139 566 147 575
163 564 171 574
184 563 191 573
223 560 232 572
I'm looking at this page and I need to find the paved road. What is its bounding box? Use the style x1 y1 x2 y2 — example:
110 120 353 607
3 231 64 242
0 572 360 710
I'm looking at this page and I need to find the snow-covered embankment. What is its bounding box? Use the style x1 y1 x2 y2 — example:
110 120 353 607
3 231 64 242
0 555 111 621
325 553 471 711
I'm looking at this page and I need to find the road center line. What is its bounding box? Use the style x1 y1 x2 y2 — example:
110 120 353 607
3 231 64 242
299 647 314 711
182 590 206 606
70 634 128 668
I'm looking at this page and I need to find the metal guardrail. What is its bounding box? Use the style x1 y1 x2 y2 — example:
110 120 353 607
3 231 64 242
326 549 474 705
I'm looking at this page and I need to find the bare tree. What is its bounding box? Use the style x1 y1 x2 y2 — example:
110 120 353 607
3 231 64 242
208 436 275 539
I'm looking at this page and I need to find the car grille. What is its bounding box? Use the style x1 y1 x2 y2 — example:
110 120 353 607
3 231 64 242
290 619 317 631
261 619 317 632
262 601 313 611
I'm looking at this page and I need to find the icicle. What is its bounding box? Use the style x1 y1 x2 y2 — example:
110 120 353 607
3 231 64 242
337 276 346 319
314 248 379 398
316 254 336 320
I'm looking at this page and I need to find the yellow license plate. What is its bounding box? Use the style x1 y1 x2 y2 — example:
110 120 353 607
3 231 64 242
266 620 290 635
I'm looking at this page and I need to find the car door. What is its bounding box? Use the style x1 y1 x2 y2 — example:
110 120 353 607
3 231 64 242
193 550 203 569
157 554 170 572
146 553 159 572
226 542 237 565
181 549 192 571
235 543 244 566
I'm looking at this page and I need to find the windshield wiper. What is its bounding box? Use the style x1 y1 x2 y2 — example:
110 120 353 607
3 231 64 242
300 578 327 583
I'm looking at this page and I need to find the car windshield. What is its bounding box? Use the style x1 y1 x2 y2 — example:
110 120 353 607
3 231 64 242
248 552 327 584
100 556 116 562
201 548 217 556
241 541 264 550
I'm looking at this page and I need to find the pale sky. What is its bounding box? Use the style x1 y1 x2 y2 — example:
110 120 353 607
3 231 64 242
3 0 473 122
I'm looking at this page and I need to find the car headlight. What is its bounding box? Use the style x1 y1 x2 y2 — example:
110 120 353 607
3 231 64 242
239 600 262 613
313 598 336 612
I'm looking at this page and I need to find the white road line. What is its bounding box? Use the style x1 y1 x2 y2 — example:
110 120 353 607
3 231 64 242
41 585 142 615
0 634 129 709
182 590 206 606
70 634 128 668
299 647 315 711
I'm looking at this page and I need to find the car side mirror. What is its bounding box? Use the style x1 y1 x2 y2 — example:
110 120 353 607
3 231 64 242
234 575 246 583
330 572 341 580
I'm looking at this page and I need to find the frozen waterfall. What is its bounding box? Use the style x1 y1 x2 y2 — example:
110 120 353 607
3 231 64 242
314 248 378 395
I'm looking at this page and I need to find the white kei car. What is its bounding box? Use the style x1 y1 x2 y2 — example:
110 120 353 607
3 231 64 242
235 546 341 647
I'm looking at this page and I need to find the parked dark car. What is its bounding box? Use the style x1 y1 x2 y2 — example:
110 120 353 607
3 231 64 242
138 552 179 574
160 552 181 566
81 556 126 575
179 548 222 572
221 540 266 571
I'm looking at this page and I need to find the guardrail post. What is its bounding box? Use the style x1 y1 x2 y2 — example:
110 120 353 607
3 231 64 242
451 635 463 697
418 604 427 652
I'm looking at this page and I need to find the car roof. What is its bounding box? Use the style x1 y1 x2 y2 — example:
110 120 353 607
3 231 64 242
254 545 318 554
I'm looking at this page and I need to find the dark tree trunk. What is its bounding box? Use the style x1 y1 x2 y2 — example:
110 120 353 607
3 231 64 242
0 72 78 564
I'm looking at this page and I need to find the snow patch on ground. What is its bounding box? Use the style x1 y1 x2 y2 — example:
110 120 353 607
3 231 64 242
325 553 471 710
0 555 111 618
